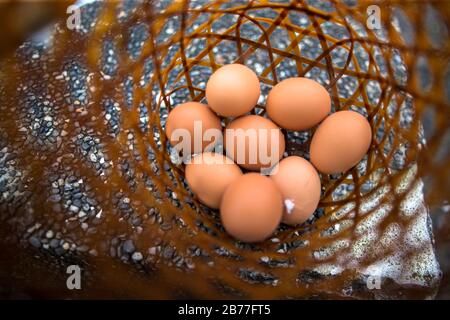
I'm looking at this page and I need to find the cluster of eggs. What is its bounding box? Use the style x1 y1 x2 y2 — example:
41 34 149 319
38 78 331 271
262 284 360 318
165 64 372 243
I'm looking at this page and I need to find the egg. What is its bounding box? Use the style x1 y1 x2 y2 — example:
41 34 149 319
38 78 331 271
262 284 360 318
266 77 331 130
220 173 283 242
224 115 285 171
270 156 321 226
185 152 242 209
165 102 222 155
206 64 260 117
310 110 372 174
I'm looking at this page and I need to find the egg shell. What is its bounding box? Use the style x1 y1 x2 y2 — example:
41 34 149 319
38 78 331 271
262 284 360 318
206 64 260 117
310 110 372 174
165 102 222 155
266 77 331 130
220 173 283 243
185 152 242 209
224 115 285 171
270 156 321 226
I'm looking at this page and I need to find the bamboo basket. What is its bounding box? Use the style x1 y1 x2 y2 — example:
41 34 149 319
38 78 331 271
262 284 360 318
0 0 449 299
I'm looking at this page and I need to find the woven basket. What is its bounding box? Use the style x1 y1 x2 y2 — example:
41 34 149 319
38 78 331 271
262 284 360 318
0 0 449 299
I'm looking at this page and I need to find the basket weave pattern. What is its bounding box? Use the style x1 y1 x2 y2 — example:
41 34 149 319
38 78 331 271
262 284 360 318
0 0 449 298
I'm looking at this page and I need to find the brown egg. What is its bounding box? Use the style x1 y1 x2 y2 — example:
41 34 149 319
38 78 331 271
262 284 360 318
206 64 260 117
266 77 331 130
270 156 321 226
220 173 283 242
165 102 222 155
185 152 242 209
310 110 372 174
224 115 285 171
